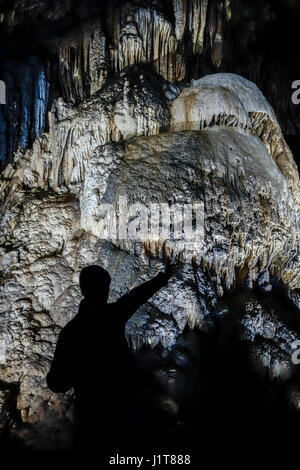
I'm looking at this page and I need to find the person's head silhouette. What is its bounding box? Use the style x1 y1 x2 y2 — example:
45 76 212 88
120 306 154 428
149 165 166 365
79 265 111 302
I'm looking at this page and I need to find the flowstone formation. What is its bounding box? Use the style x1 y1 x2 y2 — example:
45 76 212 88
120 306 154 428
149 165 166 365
1 69 300 448
1 0 300 170
1 0 300 451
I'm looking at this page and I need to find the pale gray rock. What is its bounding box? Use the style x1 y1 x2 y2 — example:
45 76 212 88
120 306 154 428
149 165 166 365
0 72 300 447
241 296 300 380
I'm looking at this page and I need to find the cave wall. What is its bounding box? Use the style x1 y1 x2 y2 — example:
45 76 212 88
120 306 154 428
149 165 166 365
1 69 300 448
0 0 300 170
0 0 300 450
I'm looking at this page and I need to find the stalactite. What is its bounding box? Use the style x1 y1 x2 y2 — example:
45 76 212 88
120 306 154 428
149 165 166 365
116 7 179 82
0 113 6 169
225 0 231 20
1 72 300 297
188 0 209 54
56 17 108 103
209 0 223 68
1 0 300 452
173 0 187 41
33 69 50 139
88 21 109 96
118 15 145 71
0 56 49 165
1 0 298 168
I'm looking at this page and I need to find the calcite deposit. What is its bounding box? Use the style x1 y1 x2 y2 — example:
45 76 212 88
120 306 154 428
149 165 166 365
1 69 300 448
0 0 300 451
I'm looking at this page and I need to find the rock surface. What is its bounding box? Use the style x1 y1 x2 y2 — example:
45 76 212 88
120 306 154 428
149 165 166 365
1 0 300 450
1 0 300 169
1 70 300 447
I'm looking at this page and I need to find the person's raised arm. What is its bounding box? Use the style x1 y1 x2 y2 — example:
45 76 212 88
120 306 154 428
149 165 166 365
116 262 179 324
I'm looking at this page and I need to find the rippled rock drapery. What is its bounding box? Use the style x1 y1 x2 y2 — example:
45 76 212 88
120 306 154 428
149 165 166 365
1 69 300 448
1 0 300 450
1 0 300 169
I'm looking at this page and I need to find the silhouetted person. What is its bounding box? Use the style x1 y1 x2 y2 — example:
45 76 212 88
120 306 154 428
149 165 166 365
46 263 176 453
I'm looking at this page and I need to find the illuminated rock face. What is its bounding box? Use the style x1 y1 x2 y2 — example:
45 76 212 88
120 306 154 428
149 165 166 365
1 0 299 171
0 0 225 167
1 0 300 450
1 69 300 448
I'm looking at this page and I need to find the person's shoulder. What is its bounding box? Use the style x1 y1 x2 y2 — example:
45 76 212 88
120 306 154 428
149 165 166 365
59 312 81 336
